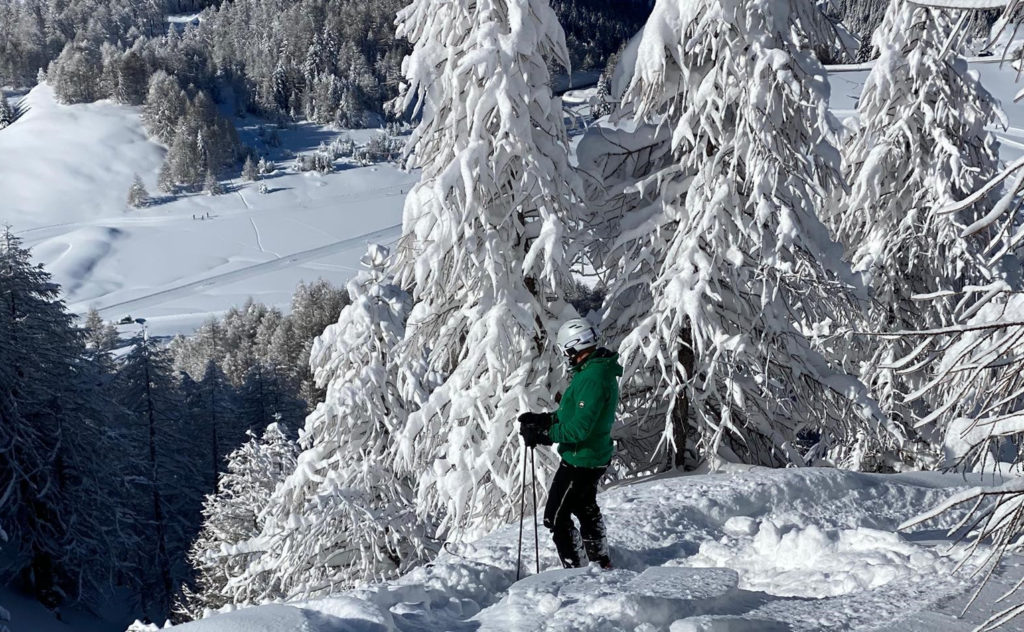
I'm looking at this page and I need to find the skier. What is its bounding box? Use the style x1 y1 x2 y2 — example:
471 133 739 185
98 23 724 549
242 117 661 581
519 318 622 569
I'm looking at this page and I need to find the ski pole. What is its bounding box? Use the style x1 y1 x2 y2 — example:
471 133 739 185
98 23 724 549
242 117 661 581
531 447 540 574
516 447 527 581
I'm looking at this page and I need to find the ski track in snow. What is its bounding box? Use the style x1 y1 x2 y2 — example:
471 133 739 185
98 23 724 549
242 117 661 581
89 223 402 319
249 217 279 258
165 467 1022 632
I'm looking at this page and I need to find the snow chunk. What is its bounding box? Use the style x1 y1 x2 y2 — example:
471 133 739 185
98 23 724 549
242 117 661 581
685 519 959 598
721 516 758 537
168 603 379 632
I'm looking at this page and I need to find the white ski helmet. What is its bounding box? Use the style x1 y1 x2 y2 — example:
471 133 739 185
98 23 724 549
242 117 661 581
556 318 598 356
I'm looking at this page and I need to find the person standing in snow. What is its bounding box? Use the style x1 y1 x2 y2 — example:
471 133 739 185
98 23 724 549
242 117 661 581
519 318 623 569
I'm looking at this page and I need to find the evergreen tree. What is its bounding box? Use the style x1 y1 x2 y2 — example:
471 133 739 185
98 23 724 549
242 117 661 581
81 308 119 356
186 361 240 490
602 0 897 471
143 71 188 145
0 227 75 604
48 40 102 104
0 96 14 129
204 171 223 195
288 279 350 404
0 228 122 605
167 116 205 190
178 424 296 618
127 174 150 208
113 48 148 105
242 155 259 182
833 0 1005 439
251 245 423 598
170 317 227 383
115 334 197 618
391 0 583 539
896 7 1024 620
238 362 305 434
158 161 175 194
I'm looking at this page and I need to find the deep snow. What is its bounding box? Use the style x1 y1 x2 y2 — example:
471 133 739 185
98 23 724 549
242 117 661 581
152 466 1023 632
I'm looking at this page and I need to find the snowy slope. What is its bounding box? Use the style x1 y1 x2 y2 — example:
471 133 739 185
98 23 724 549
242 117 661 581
0 84 418 337
156 466 1021 632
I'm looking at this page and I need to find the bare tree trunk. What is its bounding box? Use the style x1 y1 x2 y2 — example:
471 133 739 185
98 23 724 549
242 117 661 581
669 327 695 470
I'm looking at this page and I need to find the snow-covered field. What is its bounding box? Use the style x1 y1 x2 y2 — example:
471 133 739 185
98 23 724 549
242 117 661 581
0 84 418 337
159 466 1023 632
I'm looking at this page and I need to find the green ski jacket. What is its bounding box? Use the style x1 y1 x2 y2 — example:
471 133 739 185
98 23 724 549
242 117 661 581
549 348 623 468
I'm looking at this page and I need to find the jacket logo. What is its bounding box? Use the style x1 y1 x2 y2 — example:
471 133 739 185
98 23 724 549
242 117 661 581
579 401 585 408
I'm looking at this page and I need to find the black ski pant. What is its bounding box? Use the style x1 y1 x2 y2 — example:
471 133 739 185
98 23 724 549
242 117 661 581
543 460 610 568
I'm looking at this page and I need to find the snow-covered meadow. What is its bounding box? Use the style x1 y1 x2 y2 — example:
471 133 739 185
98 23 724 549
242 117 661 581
1 84 417 337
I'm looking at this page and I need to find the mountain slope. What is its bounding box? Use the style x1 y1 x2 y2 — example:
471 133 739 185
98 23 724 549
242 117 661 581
159 466 1019 632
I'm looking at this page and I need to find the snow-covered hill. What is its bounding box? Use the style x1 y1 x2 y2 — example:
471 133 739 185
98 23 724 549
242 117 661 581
154 466 1020 631
0 84 418 337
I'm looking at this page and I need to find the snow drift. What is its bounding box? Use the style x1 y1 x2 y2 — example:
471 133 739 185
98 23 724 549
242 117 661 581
156 466 1004 632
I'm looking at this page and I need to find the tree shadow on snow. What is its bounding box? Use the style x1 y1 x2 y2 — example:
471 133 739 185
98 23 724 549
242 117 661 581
611 541 701 571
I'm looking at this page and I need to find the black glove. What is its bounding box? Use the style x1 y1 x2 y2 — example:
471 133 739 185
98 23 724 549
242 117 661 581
521 424 553 447
518 412 554 447
518 411 553 429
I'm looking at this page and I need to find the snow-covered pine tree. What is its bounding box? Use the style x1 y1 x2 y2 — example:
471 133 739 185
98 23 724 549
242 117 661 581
48 41 102 104
115 334 198 618
602 0 898 471
112 48 148 106
0 228 122 605
237 362 305 433
127 174 150 208
833 0 1005 439
183 360 240 490
143 71 188 145
249 245 425 599
204 171 223 195
287 279 351 405
893 6 1024 623
177 423 296 619
391 0 583 539
81 308 120 358
242 155 259 181
0 95 14 129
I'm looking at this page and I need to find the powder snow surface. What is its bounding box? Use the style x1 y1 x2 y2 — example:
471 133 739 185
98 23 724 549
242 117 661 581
159 466 1023 632
0 84 418 338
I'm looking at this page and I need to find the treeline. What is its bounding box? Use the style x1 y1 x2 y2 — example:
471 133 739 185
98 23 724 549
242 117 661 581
0 0 647 124
0 228 347 625
823 0 999 60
